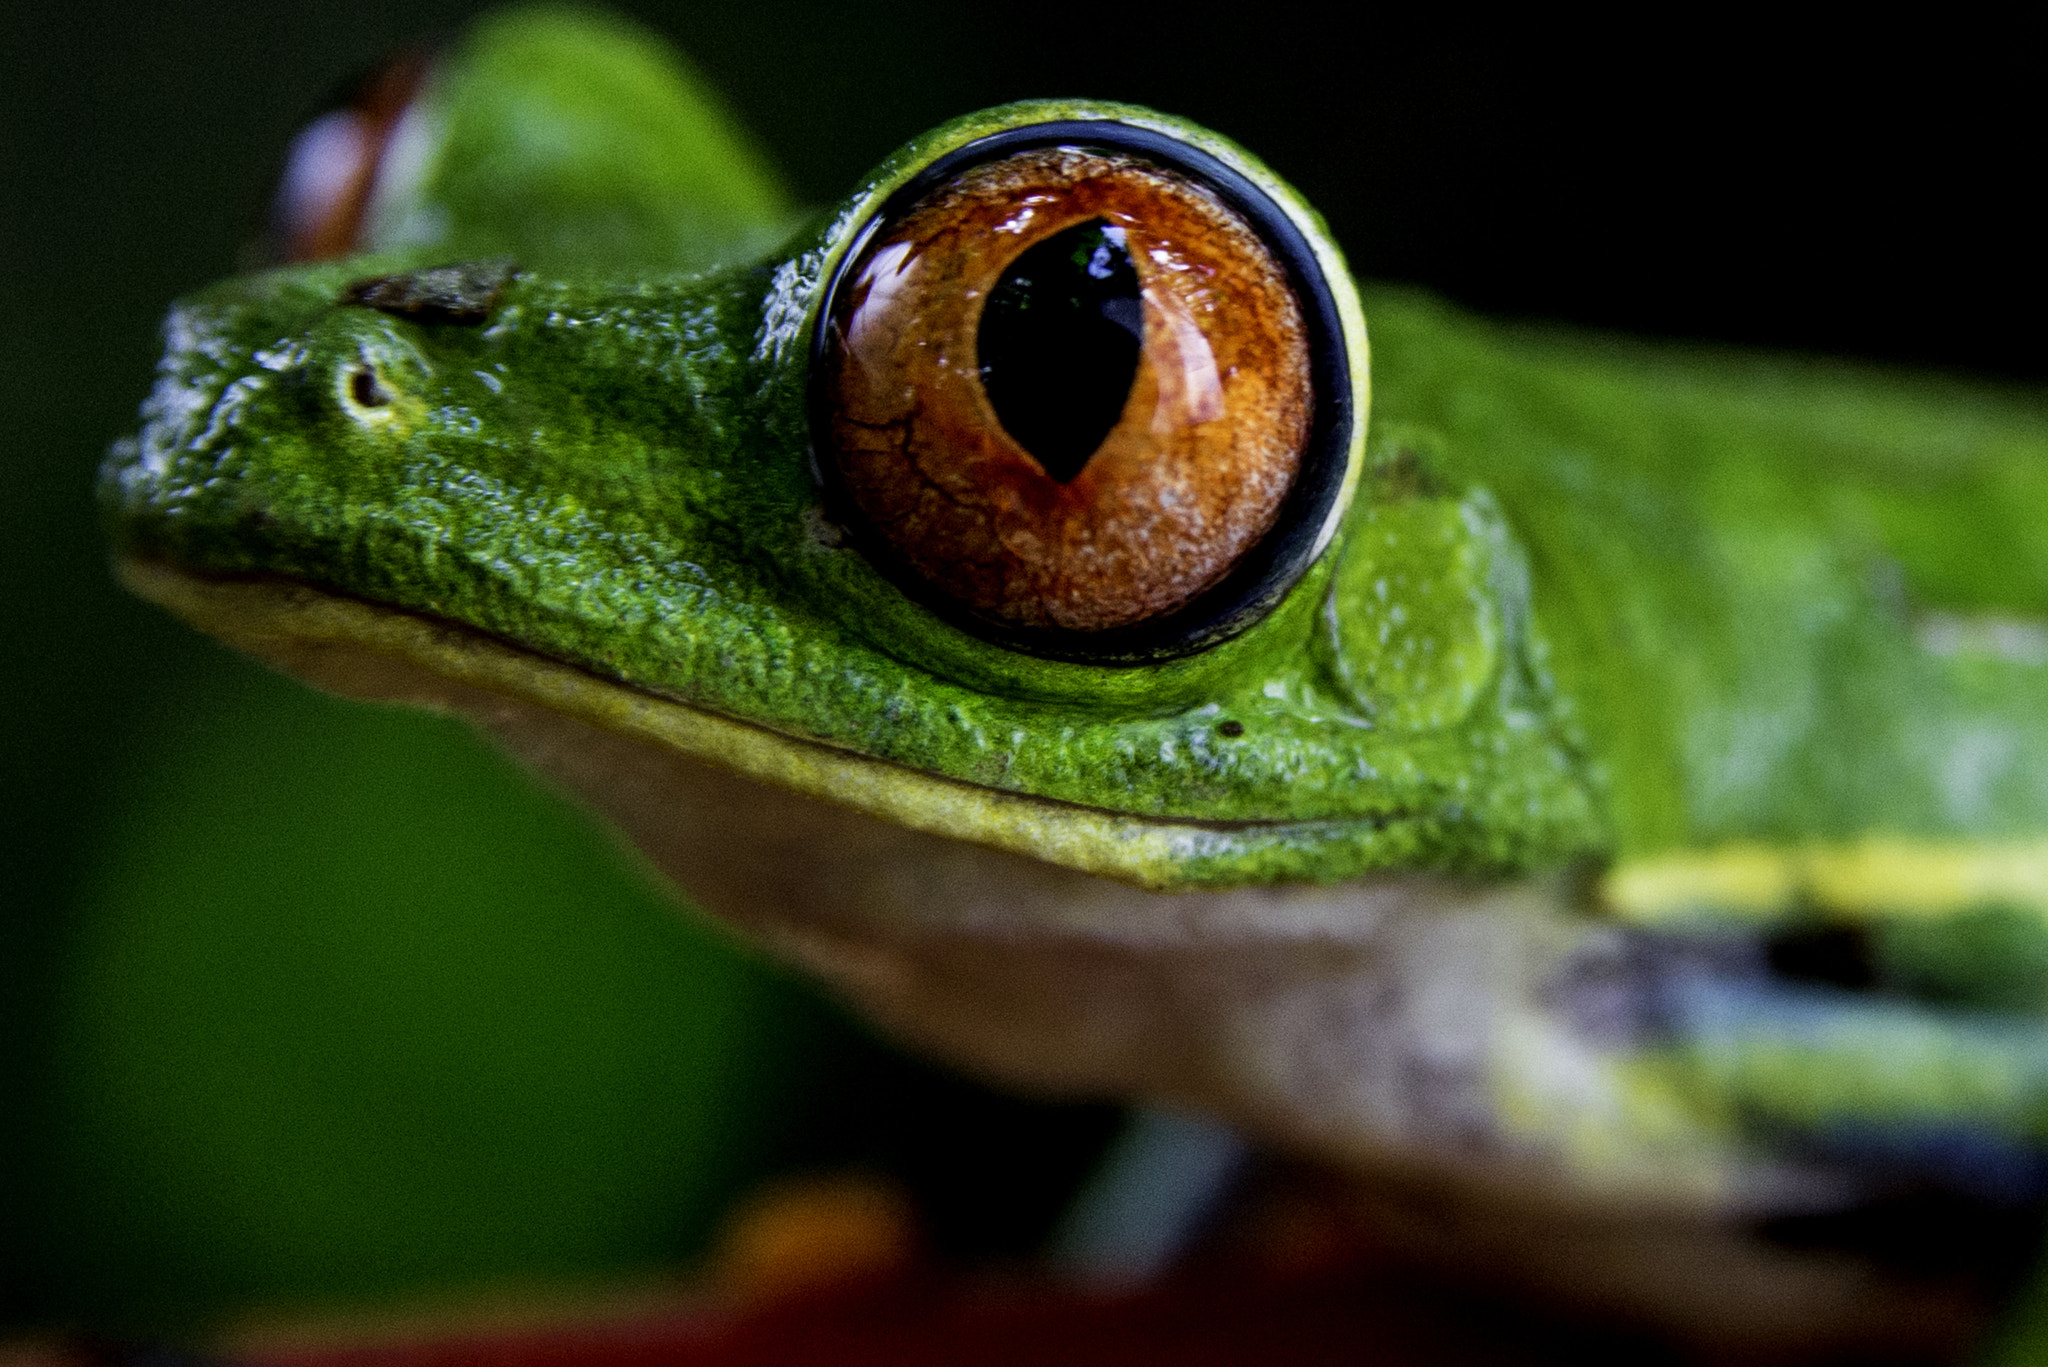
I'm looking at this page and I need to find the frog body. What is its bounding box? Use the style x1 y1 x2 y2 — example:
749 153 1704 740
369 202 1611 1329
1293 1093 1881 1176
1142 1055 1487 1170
103 6 2048 1352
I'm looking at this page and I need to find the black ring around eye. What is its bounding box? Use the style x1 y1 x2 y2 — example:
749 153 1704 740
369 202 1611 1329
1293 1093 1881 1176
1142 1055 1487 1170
809 118 1356 665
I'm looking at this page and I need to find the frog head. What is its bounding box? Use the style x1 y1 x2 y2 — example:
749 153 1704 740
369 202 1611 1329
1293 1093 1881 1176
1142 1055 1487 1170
102 10 1600 896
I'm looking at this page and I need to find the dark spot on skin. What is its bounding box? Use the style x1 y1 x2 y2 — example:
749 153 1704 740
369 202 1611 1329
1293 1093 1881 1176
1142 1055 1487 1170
341 258 518 325
349 367 390 407
1217 719 1245 738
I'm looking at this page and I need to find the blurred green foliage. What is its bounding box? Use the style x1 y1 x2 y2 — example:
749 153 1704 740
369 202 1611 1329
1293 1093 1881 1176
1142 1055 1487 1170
50 666 815 1327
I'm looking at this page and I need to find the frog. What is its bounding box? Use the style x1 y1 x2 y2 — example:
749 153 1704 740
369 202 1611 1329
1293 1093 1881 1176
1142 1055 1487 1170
100 5 2048 1360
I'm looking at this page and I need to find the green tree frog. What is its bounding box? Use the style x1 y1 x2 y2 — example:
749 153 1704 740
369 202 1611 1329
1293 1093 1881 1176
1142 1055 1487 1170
100 6 2048 1358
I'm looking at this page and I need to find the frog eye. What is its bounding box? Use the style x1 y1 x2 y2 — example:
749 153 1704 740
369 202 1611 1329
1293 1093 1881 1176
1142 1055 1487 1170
270 50 431 263
812 120 1355 662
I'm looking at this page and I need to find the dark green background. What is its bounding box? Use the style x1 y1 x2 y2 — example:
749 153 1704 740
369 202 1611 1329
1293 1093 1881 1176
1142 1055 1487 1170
3 1 2040 1337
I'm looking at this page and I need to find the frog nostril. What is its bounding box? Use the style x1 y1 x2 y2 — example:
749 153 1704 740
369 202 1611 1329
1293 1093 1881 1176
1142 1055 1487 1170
350 367 391 408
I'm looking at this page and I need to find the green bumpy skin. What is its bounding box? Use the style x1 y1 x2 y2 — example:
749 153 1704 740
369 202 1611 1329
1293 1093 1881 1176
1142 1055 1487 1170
101 6 2048 902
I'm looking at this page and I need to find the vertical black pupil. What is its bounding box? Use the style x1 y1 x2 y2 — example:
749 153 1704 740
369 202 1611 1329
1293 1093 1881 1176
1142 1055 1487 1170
976 218 1143 483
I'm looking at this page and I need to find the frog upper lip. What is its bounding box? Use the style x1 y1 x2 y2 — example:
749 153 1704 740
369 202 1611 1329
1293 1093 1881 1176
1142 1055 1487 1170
118 559 1410 890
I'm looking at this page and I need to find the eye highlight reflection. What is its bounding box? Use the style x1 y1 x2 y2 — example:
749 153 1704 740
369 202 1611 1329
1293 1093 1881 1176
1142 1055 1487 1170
818 145 1313 637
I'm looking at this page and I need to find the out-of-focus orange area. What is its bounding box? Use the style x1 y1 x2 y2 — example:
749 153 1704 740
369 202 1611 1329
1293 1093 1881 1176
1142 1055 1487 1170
709 1175 921 1308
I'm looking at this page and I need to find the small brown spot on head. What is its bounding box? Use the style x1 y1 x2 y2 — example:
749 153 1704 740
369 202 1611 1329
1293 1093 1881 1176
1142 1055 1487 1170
341 259 518 326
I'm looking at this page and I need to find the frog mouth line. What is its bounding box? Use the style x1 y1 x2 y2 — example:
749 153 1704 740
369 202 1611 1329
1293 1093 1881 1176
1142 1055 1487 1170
118 558 1413 890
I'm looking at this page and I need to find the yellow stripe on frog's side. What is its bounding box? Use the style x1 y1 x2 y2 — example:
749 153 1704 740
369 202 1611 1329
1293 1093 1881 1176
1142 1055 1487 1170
1603 838 2048 924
